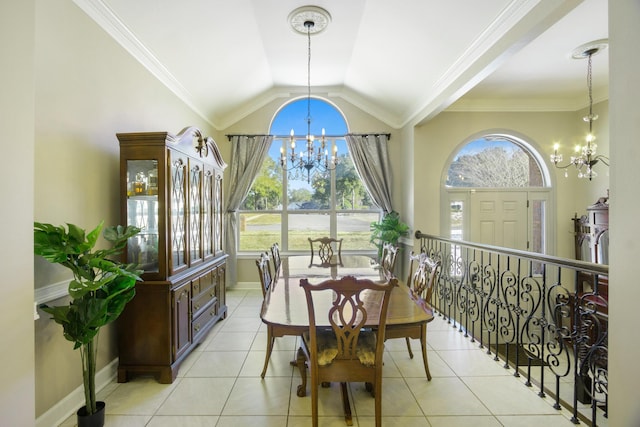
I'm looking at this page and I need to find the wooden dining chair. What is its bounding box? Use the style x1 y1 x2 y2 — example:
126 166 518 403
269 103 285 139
270 242 281 275
255 252 273 298
380 242 399 277
308 236 343 265
255 252 276 378
299 275 397 427
385 251 441 380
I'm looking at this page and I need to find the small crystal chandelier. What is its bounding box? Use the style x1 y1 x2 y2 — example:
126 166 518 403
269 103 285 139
550 40 610 180
281 6 338 183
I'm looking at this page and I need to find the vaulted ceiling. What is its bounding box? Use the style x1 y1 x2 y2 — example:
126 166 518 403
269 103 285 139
75 0 608 129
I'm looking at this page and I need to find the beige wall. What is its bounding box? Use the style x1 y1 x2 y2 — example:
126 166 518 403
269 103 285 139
0 0 36 425
32 0 222 418
409 105 610 259
609 1 640 424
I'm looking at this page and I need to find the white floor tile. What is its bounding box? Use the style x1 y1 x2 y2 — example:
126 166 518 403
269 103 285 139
462 376 559 415
221 377 292 416
147 415 218 427
55 288 599 426
406 376 491 416
155 377 236 415
183 350 248 377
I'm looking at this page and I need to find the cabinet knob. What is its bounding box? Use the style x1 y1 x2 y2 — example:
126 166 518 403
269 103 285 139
194 324 200 332
194 304 200 310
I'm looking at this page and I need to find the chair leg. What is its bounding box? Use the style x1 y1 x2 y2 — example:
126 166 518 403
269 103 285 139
310 373 319 427
405 337 414 359
261 327 275 378
340 382 353 426
420 324 432 381
374 378 382 427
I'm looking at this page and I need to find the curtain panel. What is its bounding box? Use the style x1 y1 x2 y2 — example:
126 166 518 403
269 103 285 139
224 135 273 287
345 134 393 214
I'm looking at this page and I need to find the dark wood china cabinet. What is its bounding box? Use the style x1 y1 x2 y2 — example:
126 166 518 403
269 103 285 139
116 126 227 383
573 194 609 308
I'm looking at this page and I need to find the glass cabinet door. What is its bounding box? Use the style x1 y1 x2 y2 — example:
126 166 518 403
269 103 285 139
126 159 160 272
202 165 215 260
168 151 189 274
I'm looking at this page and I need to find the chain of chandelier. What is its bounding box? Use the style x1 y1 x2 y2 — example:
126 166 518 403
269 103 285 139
280 18 338 183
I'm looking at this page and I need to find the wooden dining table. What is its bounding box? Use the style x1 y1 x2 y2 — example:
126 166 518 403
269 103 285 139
260 254 434 422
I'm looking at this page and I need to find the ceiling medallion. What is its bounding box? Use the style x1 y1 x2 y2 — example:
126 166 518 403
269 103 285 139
571 39 608 59
288 5 331 35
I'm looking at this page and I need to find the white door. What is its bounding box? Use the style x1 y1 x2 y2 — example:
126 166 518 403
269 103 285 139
469 191 528 250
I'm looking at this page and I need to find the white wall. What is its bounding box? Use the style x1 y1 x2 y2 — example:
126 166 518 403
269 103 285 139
608 1 640 425
0 1 36 425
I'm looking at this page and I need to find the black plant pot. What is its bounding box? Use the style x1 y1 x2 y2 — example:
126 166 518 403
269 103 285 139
76 401 106 427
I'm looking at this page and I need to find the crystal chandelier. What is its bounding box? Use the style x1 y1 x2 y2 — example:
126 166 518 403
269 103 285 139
550 40 610 180
281 6 338 183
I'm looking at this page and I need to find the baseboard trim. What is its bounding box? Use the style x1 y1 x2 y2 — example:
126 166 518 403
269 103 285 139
35 358 118 427
232 281 260 290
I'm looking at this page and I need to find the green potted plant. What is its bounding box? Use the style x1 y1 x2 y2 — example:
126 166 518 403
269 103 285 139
34 221 142 427
370 211 410 259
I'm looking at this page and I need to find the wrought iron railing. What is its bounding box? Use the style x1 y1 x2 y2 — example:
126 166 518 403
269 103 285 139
415 231 608 426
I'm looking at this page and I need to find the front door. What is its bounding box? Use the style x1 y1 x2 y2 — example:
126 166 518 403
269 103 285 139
469 191 528 250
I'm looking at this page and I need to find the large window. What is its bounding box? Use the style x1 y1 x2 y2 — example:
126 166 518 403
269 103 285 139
238 98 381 252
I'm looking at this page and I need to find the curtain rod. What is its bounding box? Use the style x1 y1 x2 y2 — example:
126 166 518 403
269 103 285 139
226 133 391 141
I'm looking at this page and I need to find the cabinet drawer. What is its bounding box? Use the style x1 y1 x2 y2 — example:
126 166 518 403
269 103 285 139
192 271 213 297
192 300 219 338
192 286 217 318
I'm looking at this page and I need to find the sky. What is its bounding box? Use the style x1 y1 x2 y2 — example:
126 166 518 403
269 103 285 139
269 98 349 190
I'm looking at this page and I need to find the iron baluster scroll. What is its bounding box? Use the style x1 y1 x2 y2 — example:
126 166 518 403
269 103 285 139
416 231 608 427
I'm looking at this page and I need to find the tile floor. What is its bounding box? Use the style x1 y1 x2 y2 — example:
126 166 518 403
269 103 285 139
60 288 587 427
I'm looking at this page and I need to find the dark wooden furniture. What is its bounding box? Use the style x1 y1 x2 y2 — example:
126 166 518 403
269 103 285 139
256 252 273 298
116 126 228 383
308 237 343 265
260 255 434 403
573 195 609 308
255 251 276 378
573 195 609 265
380 242 399 276
300 275 397 427
270 242 281 274
385 251 440 381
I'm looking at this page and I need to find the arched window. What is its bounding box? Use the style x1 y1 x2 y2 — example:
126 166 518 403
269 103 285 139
446 136 545 188
238 98 382 252
443 134 552 254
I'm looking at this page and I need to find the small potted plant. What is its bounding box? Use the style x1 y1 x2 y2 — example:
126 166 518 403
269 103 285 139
370 211 409 259
35 221 142 427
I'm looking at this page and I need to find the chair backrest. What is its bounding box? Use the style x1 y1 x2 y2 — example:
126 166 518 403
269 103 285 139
380 243 399 276
300 275 396 364
406 251 441 304
255 252 273 298
308 236 343 265
270 242 281 274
